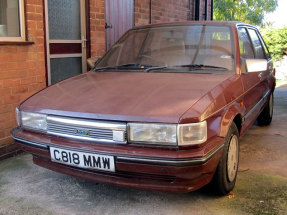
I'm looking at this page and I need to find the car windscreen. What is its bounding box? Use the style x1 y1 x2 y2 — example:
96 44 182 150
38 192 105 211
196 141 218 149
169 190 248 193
96 25 235 73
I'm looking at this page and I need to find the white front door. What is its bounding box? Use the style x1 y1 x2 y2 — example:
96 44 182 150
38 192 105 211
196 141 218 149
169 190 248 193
45 0 87 85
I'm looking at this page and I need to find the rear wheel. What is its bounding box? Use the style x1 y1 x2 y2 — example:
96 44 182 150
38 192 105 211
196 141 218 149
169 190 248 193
257 93 273 126
212 122 239 195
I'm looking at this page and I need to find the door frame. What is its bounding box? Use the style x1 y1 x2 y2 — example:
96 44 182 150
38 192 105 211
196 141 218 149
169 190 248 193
44 0 90 85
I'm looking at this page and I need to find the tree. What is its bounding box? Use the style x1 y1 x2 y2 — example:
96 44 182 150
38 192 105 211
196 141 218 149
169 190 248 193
214 0 278 26
262 27 287 60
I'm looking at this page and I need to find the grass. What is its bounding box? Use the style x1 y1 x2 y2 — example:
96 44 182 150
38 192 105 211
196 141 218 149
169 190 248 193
211 172 287 215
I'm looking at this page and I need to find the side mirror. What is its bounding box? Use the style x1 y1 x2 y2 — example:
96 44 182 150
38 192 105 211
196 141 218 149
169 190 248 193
87 57 100 69
245 59 268 73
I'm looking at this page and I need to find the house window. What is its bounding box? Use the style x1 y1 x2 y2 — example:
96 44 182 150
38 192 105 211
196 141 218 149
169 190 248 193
0 0 25 42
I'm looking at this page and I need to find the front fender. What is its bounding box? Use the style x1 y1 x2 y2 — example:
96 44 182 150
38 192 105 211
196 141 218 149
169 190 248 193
218 104 243 137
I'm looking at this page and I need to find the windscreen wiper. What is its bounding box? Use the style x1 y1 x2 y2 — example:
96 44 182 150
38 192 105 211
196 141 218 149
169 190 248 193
144 66 168 72
144 64 226 73
93 63 155 71
173 64 228 70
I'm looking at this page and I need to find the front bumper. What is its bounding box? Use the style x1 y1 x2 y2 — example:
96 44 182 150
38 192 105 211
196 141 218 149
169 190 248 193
12 128 224 193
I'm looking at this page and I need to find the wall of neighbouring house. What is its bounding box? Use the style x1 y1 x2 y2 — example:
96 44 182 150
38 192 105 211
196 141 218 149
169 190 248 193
135 0 193 26
0 0 46 157
134 0 211 26
202 0 212 21
90 0 106 58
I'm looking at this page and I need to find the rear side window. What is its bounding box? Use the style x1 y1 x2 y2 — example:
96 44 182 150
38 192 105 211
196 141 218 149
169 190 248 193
238 28 254 59
248 29 266 59
258 32 271 59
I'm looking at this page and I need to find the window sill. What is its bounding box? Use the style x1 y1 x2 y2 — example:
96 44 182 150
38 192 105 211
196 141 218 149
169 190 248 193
0 41 34 45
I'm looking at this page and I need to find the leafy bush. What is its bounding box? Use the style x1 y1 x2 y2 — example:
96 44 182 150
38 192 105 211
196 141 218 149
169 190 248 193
261 27 287 60
214 0 278 26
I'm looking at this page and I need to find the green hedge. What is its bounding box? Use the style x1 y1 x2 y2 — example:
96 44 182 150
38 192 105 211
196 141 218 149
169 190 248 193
261 27 287 60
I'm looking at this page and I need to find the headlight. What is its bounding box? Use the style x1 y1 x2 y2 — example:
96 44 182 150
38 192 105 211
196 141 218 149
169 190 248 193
128 121 207 146
178 121 207 145
21 111 47 132
128 123 177 146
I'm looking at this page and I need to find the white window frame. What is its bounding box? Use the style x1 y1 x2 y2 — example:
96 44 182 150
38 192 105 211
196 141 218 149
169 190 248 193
0 0 26 42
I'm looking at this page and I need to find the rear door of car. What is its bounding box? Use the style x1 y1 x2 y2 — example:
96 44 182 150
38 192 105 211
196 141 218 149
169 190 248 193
238 26 271 127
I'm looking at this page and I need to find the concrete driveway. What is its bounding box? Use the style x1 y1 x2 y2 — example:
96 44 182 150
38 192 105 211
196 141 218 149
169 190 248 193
1 88 287 215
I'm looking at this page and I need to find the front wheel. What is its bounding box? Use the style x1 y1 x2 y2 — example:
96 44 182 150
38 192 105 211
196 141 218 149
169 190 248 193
212 122 239 195
257 93 273 126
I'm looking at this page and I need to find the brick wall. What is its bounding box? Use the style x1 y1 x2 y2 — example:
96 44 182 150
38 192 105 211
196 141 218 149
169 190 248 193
90 0 106 58
134 0 211 26
151 0 191 23
0 0 46 147
135 0 193 26
134 0 151 26
207 0 212 20
199 0 212 21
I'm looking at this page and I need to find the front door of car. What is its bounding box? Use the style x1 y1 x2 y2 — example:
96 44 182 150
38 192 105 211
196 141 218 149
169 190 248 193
247 28 273 93
238 27 270 128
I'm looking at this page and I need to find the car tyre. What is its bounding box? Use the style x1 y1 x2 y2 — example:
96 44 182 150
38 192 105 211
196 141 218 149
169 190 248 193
257 93 273 126
212 122 239 195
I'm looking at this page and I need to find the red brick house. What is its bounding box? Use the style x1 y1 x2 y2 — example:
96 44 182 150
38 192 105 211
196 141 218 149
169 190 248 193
0 0 213 159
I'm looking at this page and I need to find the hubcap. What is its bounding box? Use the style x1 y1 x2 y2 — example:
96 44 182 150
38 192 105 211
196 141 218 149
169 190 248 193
227 135 238 182
269 94 273 117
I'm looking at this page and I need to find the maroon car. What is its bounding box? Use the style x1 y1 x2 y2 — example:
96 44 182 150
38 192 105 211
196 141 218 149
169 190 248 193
12 21 275 195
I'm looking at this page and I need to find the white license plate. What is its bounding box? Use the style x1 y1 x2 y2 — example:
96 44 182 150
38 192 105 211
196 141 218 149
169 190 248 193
50 147 115 172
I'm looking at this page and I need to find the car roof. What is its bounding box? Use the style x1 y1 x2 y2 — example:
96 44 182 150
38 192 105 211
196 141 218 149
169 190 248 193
132 21 256 30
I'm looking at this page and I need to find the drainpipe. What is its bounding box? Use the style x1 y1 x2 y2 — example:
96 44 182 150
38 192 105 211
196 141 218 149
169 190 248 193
150 0 152 24
188 0 192 20
195 0 200 20
204 0 208 20
211 0 214 20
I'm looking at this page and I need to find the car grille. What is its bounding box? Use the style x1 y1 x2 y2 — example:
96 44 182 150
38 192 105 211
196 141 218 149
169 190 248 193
47 115 127 143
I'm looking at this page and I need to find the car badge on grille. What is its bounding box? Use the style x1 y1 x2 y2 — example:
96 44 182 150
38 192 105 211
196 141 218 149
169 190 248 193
75 129 90 136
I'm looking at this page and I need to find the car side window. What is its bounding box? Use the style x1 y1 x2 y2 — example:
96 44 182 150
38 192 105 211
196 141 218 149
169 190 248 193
248 29 266 59
238 28 255 59
257 32 271 59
